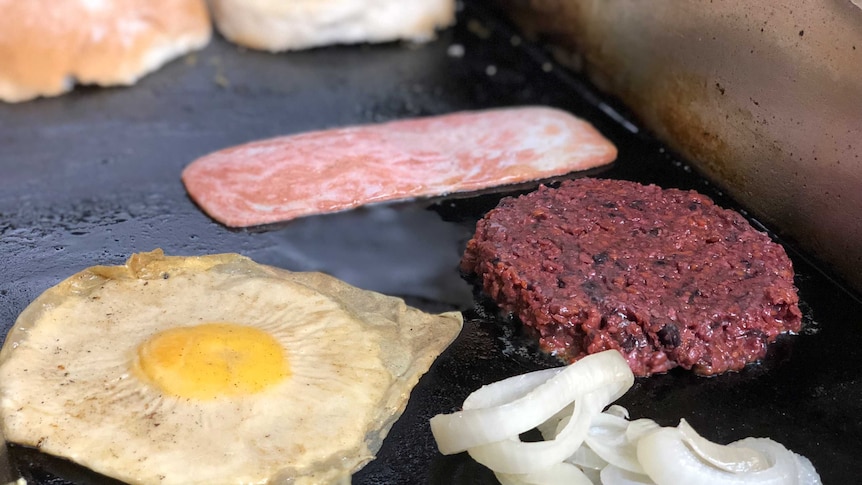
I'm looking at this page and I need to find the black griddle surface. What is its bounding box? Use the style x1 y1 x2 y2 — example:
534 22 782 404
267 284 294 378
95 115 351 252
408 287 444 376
1 3 860 484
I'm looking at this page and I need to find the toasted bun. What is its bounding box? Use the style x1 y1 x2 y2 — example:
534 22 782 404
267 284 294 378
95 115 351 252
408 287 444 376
208 0 455 52
0 0 212 103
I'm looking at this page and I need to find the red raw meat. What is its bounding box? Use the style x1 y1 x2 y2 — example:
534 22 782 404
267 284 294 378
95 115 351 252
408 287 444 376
181 106 617 227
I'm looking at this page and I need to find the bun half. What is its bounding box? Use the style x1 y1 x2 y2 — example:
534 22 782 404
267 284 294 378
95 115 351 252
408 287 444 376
0 0 212 103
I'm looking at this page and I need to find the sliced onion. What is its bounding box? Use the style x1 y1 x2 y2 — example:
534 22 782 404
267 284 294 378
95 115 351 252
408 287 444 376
605 405 630 419
537 403 575 440
430 350 633 454
626 419 661 442
496 462 595 485
466 391 604 474
462 367 564 410
428 349 821 485
678 419 769 472
565 440 607 471
600 465 656 485
791 453 823 485
638 427 802 485
429 368 564 455
583 412 646 474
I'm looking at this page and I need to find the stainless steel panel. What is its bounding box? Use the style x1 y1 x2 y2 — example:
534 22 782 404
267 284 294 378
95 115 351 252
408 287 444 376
496 0 862 294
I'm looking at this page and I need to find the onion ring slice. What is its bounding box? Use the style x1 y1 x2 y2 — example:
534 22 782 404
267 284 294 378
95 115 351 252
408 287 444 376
429 349 821 485
638 427 800 485
496 462 595 485
678 419 769 473
466 391 604 474
430 350 633 454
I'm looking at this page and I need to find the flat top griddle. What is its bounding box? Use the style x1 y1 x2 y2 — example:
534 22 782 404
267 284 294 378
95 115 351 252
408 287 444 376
1 3 860 484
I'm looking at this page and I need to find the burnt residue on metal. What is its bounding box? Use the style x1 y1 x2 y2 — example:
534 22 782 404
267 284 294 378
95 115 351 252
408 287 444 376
0 1 860 484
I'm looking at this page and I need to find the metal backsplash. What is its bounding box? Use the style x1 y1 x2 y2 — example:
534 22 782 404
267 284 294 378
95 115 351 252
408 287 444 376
495 0 862 296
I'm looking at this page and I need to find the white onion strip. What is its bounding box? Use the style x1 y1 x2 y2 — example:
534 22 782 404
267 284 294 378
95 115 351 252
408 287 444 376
638 429 800 485
429 349 822 485
599 465 655 485
466 391 604 474
463 367 565 410
496 462 595 485
583 412 649 474
430 350 633 455
677 419 769 473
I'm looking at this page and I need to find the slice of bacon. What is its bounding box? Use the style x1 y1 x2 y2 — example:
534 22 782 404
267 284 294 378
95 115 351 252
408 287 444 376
181 106 617 227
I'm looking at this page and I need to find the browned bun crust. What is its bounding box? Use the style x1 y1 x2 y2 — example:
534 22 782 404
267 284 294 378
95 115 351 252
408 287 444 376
0 0 212 103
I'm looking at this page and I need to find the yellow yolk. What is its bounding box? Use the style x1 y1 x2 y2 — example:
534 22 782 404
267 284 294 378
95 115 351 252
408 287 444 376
135 322 290 399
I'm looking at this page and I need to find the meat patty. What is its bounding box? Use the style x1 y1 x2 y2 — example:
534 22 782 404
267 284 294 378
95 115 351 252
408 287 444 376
461 178 802 376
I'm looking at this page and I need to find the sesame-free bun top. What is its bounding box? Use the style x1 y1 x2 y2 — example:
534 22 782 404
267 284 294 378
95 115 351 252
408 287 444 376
208 0 455 52
0 0 212 103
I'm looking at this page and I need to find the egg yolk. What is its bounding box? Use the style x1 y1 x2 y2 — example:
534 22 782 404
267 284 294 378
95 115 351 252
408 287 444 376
135 322 290 399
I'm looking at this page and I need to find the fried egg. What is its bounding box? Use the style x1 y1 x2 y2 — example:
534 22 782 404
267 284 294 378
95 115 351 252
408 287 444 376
0 250 462 484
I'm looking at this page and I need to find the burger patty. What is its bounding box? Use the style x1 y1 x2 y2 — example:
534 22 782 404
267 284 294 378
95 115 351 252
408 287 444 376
461 178 802 376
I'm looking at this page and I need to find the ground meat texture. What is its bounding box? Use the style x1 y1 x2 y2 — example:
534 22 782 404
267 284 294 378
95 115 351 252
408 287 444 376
461 178 802 376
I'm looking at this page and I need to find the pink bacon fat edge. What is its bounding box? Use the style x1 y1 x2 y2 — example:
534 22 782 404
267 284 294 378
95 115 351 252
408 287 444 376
181 106 618 227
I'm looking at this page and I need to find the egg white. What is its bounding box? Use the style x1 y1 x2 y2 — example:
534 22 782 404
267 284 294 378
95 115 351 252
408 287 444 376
0 251 462 484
